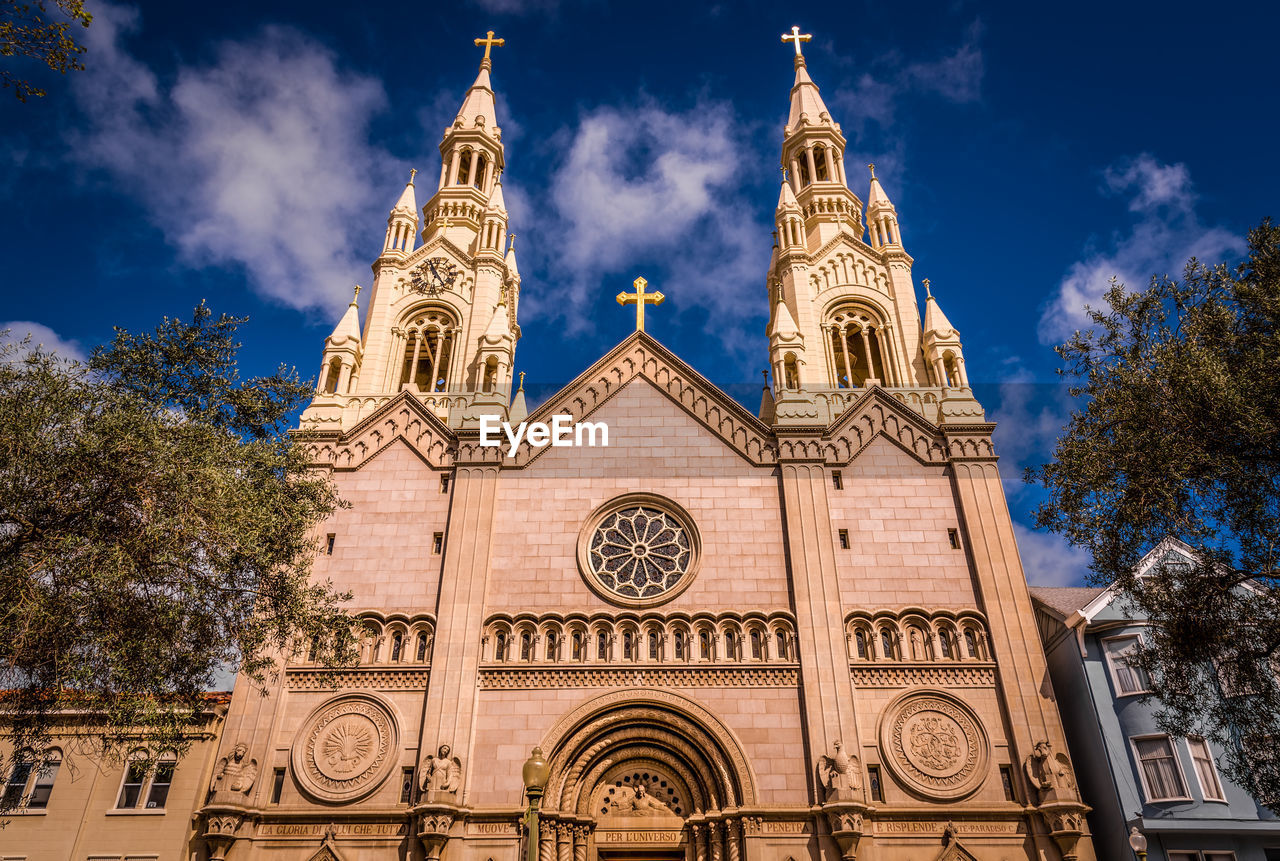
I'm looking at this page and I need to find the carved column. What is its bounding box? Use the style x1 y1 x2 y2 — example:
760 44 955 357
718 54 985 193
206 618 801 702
724 819 741 861
539 820 557 861
708 821 723 861
691 824 708 861
572 824 590 861
556 822 573 861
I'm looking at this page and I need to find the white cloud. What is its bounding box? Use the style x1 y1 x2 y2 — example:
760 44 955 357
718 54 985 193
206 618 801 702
70 2 411 316
521 98 768 352
1014 521 1093 587
1038 154 1244 344
468 0 561 14
0 321 88 362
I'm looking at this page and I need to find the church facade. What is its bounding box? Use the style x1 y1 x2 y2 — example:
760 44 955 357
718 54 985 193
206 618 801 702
3 31 1100 861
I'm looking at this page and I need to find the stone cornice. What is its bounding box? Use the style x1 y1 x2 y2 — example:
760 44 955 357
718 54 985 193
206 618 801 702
304 391 457 470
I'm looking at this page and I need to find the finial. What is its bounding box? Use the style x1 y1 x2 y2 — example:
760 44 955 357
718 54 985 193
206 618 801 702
518 371 526 392
352 284 362 302
408 168 417 185
616 276 666 333
474 30 505 69
762 369 770 387
867 163 876 180
923 278 932 298
781 25 812 59
508 232 516 249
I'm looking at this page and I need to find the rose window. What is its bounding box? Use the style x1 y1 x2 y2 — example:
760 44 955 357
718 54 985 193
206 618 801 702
588 505 692 600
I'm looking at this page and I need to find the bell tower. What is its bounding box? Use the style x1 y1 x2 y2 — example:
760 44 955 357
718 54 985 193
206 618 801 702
764 28 980 425
300 32 521 432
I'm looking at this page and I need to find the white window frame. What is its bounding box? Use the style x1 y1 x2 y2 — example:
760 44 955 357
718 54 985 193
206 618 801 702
1 747 61 813
1130 733 1193 803
110 750 176 814
1186 736 1227 802
1102 634 1151 697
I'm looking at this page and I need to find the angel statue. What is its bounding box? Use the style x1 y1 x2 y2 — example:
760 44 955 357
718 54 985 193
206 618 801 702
210 742 258 799
421 744 463 797
1024 740 1077 803
816 740 861 801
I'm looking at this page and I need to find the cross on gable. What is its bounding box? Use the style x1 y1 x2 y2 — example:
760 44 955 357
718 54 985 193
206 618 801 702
616 276 665 333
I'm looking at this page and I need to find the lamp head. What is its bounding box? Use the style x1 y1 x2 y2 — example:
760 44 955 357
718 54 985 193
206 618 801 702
523 747 550 792
1127 826 1147 852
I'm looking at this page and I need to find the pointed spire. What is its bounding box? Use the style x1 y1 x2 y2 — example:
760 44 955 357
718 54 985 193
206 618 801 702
504 233 519 279
456 36 503 132
867 163 892 210
508 371 528 423
786 52 833 131
922 280 958 337
328 285 362 345
486 180 507 214
758 369 776 424
769 298 800 340
482 301 512 343
392 169 417 215
776 178 799 212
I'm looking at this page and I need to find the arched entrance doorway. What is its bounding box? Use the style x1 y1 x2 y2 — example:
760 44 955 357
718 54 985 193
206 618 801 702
532 690 758 861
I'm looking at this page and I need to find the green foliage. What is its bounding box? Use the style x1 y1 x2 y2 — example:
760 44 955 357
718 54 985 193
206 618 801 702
1029 219 1280 810
0 304 358 787
1 0 92 101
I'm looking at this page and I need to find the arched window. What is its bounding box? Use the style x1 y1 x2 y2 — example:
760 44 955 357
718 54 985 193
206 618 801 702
457 149 472 186
390 632 403 662
699 630 711 660
798 157 811 187
855 629 868 659
648 631 659 660
750 629 762 659
964 629 978 659
622 630 634 661
814 145 829 181
520 632 532 661
2 751 33 808
775 630 790 660
908 626 926 660
783 354 799 389
725 630 738 660
938 629 954 659
829 308 894 389
416 633 429 662
482 357 499 393
473 153 488 189
399 323 454 393
494 631 507 662
880 628 895 660
674 630 686 660
597 631 609 660
26 749 61 809
546 631 558 661
572 631 584 661
324 357 342 394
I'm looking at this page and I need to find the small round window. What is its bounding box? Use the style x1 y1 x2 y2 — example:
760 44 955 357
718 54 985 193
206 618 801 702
578 494 700 607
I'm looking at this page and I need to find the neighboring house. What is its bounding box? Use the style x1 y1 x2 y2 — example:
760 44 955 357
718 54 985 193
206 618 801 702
0 694 228 861
1032 540 1280 861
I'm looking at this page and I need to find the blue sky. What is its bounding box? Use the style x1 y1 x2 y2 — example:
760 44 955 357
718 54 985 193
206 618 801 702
2 0 1276 586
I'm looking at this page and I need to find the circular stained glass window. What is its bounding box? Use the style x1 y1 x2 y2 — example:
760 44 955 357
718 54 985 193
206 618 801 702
579 495 700 606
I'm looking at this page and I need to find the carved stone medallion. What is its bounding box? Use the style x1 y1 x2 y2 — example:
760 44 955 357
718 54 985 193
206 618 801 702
879 691 988 800
292 694 399 802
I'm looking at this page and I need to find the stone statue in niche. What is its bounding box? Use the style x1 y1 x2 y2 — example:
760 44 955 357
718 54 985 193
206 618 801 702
606 782 673 816
816 740 862 801
210 742 258 800
421 744 463 799
1024 740 1077 803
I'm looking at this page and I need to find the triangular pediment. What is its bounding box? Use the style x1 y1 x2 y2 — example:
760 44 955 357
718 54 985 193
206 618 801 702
507 331 778 468
820 386 948 466
304 391 455 471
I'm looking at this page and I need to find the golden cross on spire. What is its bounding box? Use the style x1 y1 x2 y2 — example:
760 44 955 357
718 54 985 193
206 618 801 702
922 278 932 297
353 284 362 299
867 163 876 179
409 168 417 184
781 26 812 57
616 276 665 333
474 30 505 65
518 371 526 392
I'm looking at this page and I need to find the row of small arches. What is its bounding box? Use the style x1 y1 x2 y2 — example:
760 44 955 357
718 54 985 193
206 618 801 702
845 609 991 662
482 612 799 665
811 253 890 294
299 614 439 666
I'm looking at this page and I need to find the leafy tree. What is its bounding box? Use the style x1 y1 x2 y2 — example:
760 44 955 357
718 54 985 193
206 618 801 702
0 305 357 790
1 0 91 101
1029 219 1280 810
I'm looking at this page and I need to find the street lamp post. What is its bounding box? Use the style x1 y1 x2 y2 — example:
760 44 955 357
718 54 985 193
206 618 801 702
1128 826 1148 861
523 747 550 861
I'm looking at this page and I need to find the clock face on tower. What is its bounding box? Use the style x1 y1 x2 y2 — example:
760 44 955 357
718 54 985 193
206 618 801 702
409 257 459 297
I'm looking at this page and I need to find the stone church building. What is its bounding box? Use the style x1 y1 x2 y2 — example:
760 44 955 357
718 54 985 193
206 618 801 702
3 31 1098 861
